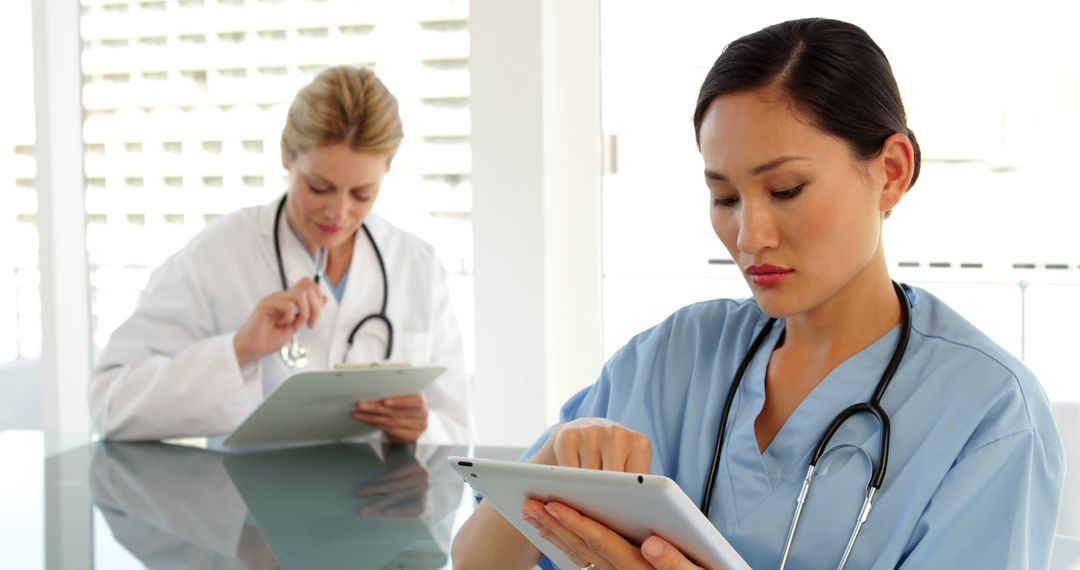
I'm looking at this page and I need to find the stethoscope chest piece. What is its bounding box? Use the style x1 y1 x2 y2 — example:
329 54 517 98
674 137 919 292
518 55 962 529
280 337 310 368
278 246 327 369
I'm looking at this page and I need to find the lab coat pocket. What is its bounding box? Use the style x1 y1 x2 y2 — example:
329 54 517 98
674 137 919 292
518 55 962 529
391 331 433 365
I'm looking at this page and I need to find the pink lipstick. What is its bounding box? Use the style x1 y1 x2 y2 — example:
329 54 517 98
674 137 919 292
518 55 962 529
745 264 793 287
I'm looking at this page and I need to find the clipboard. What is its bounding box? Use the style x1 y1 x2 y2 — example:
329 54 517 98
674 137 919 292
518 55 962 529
219 366 446 448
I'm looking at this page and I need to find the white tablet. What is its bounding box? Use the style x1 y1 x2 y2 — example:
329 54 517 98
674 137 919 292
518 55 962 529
223 366 445 447
449 456 749 570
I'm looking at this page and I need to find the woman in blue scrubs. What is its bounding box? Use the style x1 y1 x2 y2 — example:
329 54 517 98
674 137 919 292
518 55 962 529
453 18 1065 569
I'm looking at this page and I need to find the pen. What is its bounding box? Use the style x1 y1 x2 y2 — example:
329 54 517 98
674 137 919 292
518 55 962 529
313 247 328 285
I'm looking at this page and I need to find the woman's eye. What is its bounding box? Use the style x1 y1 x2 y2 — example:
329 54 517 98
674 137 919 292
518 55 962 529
308 182 331 194
772 183 805 199
712 196 738 208
352 193 372 203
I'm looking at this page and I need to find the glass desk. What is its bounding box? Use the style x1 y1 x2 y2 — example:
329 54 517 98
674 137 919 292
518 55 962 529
0 430 522 569
9 429 1078 569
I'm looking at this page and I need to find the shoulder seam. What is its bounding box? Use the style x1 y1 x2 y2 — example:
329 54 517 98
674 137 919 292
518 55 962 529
956 428 1034 464
910 325 1033 428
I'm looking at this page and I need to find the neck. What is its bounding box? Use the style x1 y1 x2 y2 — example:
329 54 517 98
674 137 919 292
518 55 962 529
282 204 356 284
781 256 900 363
325 233 355 284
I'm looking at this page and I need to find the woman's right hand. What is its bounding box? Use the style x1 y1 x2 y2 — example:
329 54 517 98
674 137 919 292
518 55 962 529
450 419 654 570
513 419 655 569
233 278 327 366
530 418 653 473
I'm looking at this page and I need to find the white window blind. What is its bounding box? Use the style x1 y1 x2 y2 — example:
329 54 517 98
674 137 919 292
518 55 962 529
78 0 475 370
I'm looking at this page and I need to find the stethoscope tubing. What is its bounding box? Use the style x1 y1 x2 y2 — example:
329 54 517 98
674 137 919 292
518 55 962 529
346 224 394 359
700 317 776 518
273 194 394 361
700 281 912 568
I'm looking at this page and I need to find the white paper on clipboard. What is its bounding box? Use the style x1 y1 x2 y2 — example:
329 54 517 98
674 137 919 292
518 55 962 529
222 366 445 447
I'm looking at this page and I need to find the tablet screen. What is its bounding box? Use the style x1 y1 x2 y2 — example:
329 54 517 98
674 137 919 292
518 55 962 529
449 456 749 570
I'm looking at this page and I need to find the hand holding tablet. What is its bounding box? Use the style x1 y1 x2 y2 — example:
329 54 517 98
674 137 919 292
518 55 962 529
449 457 750 570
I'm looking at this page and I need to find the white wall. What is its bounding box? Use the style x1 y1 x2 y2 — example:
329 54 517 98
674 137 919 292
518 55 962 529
470 0 603 446
33 0 91 435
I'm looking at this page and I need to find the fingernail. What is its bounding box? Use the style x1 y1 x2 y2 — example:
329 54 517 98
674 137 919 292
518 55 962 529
544 504 560 521
521 512 539 528
643 537 664 558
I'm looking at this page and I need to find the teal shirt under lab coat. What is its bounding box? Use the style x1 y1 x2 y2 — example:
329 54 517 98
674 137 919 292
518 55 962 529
526 284 1064 569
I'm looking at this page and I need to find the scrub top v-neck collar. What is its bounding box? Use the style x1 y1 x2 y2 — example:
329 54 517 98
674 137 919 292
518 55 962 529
720 319 905 521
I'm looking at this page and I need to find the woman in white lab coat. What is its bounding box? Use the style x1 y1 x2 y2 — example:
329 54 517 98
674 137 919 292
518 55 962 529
89 66 471 445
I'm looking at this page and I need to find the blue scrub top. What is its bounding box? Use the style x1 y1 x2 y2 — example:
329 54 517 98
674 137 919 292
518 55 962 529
524 285 1064 569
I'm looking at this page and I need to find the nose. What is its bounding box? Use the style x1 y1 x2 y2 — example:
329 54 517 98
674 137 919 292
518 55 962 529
735 199 779 255
323 192 350 222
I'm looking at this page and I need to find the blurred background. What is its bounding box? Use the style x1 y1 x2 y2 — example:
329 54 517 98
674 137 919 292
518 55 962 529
1 0 1077 449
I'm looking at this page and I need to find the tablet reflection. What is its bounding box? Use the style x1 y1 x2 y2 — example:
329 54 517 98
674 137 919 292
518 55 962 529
90 441 468 569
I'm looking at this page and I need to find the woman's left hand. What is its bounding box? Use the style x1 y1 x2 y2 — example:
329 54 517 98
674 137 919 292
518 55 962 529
521 499 706 570
351 393 428 443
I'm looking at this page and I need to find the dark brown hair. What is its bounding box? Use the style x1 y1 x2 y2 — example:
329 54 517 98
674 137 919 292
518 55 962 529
694 18 921 190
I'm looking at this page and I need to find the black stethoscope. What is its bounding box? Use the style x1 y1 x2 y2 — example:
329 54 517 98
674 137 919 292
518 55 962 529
700 281 912 570
273 194 394 365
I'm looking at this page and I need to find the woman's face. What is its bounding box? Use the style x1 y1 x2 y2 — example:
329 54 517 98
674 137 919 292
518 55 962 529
699 89 896 318
283 143 389 252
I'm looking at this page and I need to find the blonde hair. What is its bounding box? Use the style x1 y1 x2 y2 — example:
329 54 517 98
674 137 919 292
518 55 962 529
280 66 403 163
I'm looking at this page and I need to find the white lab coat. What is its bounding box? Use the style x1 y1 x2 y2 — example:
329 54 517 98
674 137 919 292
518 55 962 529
89 199 472 445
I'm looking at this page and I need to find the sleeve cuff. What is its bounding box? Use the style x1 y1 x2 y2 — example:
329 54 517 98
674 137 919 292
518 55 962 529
228 332 263 401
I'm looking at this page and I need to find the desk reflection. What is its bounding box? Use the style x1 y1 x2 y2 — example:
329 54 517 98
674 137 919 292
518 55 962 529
90 441 468 569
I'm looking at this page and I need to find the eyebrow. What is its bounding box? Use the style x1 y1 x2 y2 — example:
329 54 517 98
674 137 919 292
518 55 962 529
704 155 808 182
304 172 333 185
304 173 376 191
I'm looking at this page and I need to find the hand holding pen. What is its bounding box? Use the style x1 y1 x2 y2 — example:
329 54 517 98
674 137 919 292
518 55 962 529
234 247 329 367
